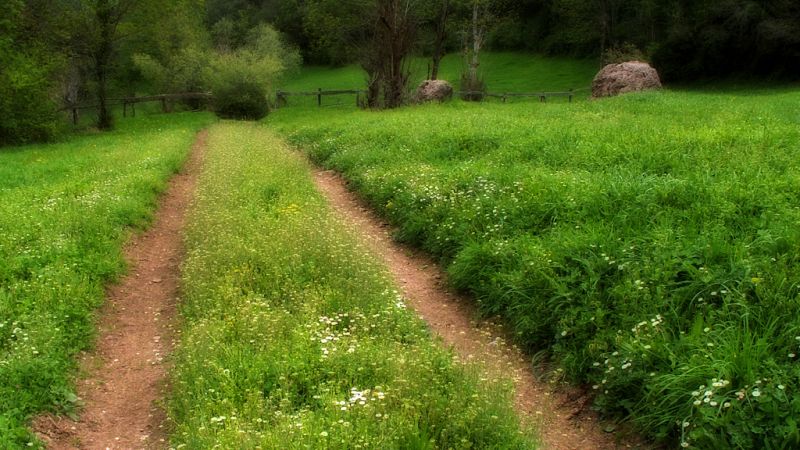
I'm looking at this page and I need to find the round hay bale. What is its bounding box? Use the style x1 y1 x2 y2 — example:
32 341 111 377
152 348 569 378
591 61 662 98
415 79 453 103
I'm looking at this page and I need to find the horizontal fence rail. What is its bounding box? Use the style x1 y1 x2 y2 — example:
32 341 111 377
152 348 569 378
61 92 212 124
275 89 366 108
275 87 589 108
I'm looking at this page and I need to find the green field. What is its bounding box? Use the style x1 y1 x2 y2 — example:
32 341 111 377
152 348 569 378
0 113 214 446
269 82 800 447
278 52 599 106
168 122 535 449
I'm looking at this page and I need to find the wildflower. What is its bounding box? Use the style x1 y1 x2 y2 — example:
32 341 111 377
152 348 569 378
778 385 785 390
789 353 796 358
752 389 761 397
320 431 328 437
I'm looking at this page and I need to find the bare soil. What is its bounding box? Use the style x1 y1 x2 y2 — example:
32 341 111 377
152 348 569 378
32 130 208 450
314 169 645 450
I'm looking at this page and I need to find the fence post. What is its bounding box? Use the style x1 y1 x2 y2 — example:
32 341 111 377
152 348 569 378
72 107 78 125
569 89 573 103
318 88 322 107
132 102 136 117
161 97 167 112
123 101 127 117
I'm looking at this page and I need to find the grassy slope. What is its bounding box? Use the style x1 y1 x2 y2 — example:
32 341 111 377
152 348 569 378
0 112 214 447
168 122 536 449
268 57 800 448
279 52 598 94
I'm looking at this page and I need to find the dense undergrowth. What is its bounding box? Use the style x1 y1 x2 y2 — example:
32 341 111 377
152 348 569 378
270 87 800 448
168 123 536 448
0 113 214 447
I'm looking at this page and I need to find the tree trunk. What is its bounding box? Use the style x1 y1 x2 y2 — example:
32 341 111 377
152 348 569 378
363 0 414 109
94 0 115 130
430 0 449 80
469 2 481 82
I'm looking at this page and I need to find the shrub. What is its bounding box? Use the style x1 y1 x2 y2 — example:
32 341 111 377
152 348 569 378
205 24 300 121
0 2 62 146
210 78 269 120
0 53 61 146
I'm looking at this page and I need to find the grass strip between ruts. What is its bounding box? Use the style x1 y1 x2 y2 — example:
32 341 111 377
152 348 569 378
168 122 537 449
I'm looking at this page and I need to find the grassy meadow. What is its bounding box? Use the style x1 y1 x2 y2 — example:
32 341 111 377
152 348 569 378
0 112 214 447
168 122 536 449
269 79 800 447
277 52 599 106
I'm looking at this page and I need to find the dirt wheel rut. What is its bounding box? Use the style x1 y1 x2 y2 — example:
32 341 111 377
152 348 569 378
33 130 208 450
314 169 643 450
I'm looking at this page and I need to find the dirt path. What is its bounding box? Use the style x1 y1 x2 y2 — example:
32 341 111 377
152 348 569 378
314 169 641 450
33 130 208 450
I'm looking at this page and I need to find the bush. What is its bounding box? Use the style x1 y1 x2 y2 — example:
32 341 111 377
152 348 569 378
205 24 300 121
211 79 269 120
0 3 62 146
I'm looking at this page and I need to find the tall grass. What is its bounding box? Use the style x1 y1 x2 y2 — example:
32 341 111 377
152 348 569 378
0 113 215 447
269 86 800 448
168 122 536 449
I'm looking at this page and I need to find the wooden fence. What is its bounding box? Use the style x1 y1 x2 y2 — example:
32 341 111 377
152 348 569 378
61 92 212 125
275 89 365 108
274 87 587 108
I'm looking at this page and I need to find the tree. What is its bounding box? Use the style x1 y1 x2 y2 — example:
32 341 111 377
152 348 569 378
430 0 450 80
0 0 70 145
459 0 495 100
79 0 137 130
362 0 417 108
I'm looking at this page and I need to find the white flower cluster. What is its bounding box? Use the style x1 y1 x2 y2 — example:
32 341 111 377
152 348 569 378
313 312 362 359
334 387 387 411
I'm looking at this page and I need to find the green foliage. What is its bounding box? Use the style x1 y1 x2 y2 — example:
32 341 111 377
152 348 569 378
207 25 300 120
169 122 537 448
270 81 800 448
210 79 270 120
0 112 215 447
0 51 62 146
0 1 64 145
126 0 209 96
